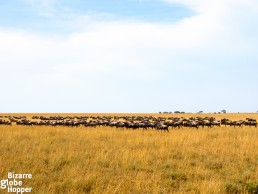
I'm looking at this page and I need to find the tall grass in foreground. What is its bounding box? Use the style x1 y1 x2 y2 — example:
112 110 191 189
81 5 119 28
0 117 258 193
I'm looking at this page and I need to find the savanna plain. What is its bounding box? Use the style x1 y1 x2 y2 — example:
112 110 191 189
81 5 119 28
0 113 258 194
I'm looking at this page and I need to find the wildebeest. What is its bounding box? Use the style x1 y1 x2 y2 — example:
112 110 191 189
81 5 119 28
1 115 257 132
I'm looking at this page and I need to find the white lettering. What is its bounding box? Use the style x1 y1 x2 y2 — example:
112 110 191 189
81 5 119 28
0 179 8 189
7 172 32 179
1 172 32 193
8 186 32 193
8 172 13 179
25 188 32 192
8 186 12 192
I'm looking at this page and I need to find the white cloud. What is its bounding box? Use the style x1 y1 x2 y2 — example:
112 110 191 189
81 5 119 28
1 0 258 112
23 0 58 7
23 0 59 17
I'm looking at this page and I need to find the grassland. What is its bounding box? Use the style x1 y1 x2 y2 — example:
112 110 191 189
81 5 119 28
0 113 258 194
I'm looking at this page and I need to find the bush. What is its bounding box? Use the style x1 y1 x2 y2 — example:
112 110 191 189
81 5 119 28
246 182 258 194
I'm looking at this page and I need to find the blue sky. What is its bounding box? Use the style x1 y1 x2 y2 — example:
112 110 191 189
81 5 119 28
0 0 258 113
0 0 193 33
0 0 191 20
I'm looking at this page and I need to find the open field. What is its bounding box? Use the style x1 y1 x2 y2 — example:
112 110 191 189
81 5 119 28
0 113 258 193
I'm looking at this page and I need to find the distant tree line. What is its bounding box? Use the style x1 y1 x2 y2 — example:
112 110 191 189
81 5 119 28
159 111 186 114
159 110 227 114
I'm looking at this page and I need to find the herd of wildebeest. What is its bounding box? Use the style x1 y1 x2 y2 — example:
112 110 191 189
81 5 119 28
0 115 257 131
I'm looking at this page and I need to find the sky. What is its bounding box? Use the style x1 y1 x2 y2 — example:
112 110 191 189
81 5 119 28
0 0 258 113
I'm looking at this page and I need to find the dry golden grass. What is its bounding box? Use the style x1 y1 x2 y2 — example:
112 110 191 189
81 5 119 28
0 113 258 194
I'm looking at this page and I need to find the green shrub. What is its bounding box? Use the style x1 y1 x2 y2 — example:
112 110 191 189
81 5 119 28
246 182 258 194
